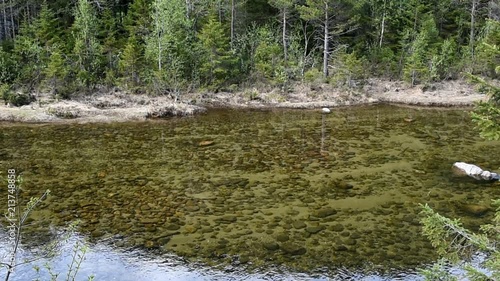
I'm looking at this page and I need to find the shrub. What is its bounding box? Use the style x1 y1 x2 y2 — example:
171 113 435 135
2 87 35 106
304 68 323 83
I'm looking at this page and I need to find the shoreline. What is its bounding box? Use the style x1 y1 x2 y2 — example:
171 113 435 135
0 79 487 123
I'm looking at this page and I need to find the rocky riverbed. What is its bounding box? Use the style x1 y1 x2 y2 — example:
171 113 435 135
2 105 499 276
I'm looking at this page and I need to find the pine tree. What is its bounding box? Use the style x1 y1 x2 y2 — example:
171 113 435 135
36 2 60 47
12 20 43 89
0 47 16 84
198 17 236 90
44 46 68 93
123 0 151 40
100 7 122 86
420 203 499 281
254 25 285 84
119 34 143 90
403 14 439 85
72 0 103 89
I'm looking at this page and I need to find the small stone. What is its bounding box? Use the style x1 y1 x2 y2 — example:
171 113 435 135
184 225 198 234
199 140 214 147
280 242 306 256
219 215 237 223
292 221 307 229
334 245 348 251
79 201 95 208
331 224 344 232
185 205 200 212
461 204 490 216
239 255 250 264
314 207 337 218
140 218 159 224
276 233 289 242
305 225 325 234
166 223 180 230
262 241 279 251
144 241 155 249
337 181 353 189
344 238 357 245
201 227 213 233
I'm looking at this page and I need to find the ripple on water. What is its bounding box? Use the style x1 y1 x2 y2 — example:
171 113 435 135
1 105 499 277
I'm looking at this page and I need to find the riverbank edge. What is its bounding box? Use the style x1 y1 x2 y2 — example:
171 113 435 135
0 79 487 123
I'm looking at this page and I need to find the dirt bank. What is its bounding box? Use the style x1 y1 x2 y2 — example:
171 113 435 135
0 79 488 123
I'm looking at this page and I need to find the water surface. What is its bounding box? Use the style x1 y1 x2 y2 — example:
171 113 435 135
1 104 499 279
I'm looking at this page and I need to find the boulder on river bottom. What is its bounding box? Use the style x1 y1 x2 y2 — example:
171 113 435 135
460 204 490 216
452 162 499 181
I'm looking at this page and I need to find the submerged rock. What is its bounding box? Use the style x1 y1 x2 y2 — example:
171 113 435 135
262 241 280 251
280 242 307 256
218 215 237 223
337 181 354 190
330 224 344 232
314 207 337 218
199 140 214 147
292 221 307 229
166 223 181 230
276 233 289 242
460 204 490 216
305 225 325 234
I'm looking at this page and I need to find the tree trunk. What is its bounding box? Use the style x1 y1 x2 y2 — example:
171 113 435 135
470 0 477 65
301 21 309 79
25 0 29 21
9 0 14 39
2 0 8 40
282 8 287 63
379 0 386 48
413 4 418 35
282 8 288 62
230 0 235 49
323 3 329 78
156 10 161 71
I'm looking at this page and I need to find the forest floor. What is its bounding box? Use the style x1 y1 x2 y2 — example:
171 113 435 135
0 79 488 123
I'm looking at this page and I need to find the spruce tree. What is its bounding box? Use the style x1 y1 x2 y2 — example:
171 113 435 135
403 14 439 85
123 0 151 40
100 7 122 86
119 34 143 90
0 47 16 84
36 2 60 47
72 0 103 89
254 25 285 84
198 17 236 90
12 21 43 88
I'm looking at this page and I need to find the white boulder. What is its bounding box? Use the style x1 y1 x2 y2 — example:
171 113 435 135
452 162 499 181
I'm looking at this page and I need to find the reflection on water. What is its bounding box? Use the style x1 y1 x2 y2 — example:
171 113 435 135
0 231 421 280
1 104 500 279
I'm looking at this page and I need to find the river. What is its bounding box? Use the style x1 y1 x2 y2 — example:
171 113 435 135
1 104 499 280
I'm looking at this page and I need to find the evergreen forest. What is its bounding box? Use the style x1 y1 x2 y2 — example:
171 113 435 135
0 0 500 99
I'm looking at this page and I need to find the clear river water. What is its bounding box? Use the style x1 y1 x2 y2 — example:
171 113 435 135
0 104 499 280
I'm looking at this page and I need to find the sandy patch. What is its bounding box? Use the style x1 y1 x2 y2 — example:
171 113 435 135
0 79 488 123
368 79 487 106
